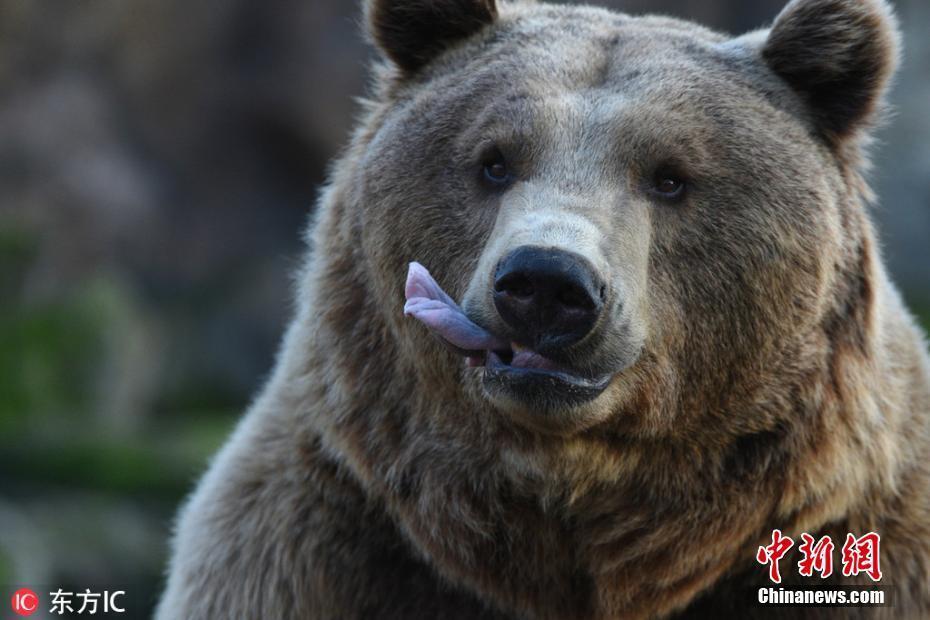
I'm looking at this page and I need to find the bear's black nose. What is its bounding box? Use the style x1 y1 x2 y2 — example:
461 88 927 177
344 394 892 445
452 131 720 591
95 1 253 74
493 246 605 350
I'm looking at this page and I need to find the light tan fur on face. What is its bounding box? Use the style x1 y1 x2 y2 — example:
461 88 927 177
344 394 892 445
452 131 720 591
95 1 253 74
158 1 930 618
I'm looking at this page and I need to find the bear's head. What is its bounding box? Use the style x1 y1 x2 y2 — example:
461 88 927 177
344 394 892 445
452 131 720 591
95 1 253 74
332 0 898 439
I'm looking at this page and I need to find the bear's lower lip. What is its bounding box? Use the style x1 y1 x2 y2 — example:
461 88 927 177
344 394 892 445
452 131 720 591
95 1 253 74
482 349 612 405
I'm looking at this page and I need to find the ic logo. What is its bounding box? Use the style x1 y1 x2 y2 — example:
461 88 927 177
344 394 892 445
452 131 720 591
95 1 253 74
11 588 39 617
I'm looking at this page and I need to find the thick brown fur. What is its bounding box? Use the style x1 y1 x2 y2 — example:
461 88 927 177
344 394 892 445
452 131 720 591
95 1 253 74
158 0 930 618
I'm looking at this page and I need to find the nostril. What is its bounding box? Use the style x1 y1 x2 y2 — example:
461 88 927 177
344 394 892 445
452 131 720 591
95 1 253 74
495 273 535 299
557 284 596 311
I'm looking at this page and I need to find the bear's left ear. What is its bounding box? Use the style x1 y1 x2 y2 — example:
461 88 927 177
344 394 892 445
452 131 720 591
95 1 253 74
762 0 900 141
366 0 498 74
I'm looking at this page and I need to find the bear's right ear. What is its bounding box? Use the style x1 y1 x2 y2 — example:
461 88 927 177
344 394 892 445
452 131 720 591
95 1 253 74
366 0 498 74
761 0 900 142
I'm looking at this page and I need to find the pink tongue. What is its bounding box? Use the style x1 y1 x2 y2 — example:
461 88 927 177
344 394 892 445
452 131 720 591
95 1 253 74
403 262 509 355
511 349 561 371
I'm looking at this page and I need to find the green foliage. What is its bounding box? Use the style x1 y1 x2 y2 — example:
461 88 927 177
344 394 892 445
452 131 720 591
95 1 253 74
912 299 930 334
0 223 234 607
0 224 37 296
0 424 229 500
0 224 103 431
0 297 103 433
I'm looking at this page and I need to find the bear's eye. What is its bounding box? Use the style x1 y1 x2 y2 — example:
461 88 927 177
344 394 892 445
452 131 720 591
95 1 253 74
651 171 686 200
481 148 511 186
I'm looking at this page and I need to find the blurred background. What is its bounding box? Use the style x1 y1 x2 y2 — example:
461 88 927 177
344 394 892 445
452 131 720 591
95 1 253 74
0 0 926 617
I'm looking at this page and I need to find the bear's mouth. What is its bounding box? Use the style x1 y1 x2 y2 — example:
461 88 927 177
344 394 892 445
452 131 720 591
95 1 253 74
403 262 612 399
468 345 611 391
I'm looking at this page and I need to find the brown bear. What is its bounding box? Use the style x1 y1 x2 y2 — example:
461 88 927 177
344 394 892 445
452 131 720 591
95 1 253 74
157 0 930 618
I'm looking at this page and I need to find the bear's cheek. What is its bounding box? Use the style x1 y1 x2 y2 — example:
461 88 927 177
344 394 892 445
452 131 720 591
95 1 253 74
645 187 836 384
355 130 502 313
